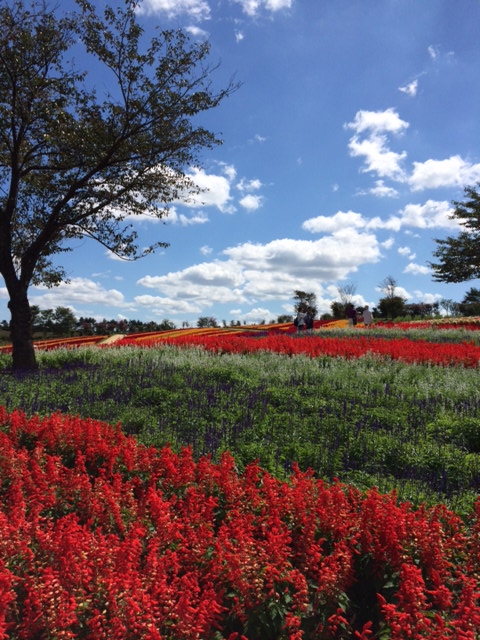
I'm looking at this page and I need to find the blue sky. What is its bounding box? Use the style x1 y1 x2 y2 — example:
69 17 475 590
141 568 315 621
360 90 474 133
3 0 480 325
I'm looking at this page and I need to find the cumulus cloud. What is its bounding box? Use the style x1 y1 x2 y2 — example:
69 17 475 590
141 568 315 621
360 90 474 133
223 232 380 276
345 109 409 181
237 178 263 192
186 25 209 38
182 167 235 212
239 194 263 211
302 210 365 233
413 291 443 304
219 163 237 181
232 306 275 323
232 0 292 17
404 263 430 275
168 165 265 215
398 200 457 229
134 294 206 316
346 108 409 136
303 199 458 236
30 278 129 315
408 155 480 191
137 0 211 21
365 180 399 198
347 109 480 194
137 262 247 312
398 246 415 259
166 208 210 226
302 209 387 233
134 232 381 318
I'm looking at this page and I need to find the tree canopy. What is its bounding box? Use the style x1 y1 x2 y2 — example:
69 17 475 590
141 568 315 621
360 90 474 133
293 290 318 317
0 0 237 369
430 184 480 283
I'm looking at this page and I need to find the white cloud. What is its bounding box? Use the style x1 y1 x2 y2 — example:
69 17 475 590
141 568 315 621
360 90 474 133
30 278 129 313
428 45 440 60
408 155 480 191
348 135 407 181
398 246 414 258
345 108 409 136
223 232 380 277
346 109 409 181
302 198 459 237
219 162 237 181
237 178 262 192
135 232 381 318
239 194 263 211
137 262 247 309
404 263 430 275
399 79 418 97
302 210 365 233
232 307 274 323
186 25 209 38
182 167 235 213
169 166 266 215
167 208 210 226
366 180 399 198
346 109 480 195
137 0 211 20
200 245 213 255
398 200 457 229
134 294 205 316
232 0 292 17
413 291 443 304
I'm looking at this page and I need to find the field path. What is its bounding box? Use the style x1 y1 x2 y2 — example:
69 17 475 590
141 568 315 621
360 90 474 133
98 334 125 345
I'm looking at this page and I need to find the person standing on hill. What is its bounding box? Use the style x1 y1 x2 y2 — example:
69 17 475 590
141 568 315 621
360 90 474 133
346 303 357 327
305 309 314 333
362 305 373 327
295 308 307 333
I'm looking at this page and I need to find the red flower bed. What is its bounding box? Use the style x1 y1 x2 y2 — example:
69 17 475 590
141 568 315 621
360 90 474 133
0 335 107 353
118 333 480 367
0 408 478 639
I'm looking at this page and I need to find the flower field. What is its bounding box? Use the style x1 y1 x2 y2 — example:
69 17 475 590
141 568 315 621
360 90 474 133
0 319 479 638
0 408 479 639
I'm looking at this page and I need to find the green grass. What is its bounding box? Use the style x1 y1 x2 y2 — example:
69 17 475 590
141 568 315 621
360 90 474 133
0 344 479 517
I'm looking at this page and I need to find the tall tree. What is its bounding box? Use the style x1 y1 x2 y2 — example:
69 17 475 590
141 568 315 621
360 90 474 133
377 275 405 319
337 282 357 306
430 184 480 283
0 0 237 369
458 287 480 317
378 275 398 299
293 290 318 317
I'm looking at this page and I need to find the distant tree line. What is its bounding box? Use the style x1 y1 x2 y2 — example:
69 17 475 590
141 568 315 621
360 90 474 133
0 306 176 340
0 286 478 342
325 280 480 321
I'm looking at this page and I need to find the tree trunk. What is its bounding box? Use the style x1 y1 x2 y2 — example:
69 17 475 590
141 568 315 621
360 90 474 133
8 288 37 370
